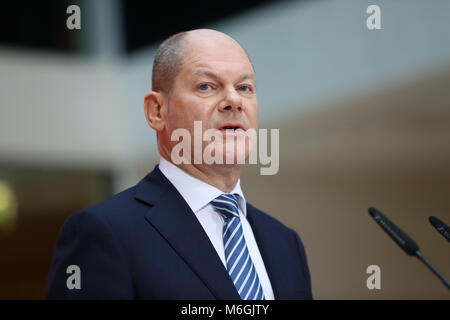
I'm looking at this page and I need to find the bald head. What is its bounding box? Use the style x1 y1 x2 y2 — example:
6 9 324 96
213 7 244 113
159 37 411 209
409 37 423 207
151 29 252 93
151 31 187 92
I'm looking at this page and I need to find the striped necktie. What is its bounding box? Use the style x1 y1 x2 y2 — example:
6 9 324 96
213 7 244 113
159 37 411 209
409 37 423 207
211 193 265 300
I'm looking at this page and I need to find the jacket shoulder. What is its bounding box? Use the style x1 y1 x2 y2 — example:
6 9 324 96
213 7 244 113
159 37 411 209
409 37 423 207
63 185 145 234
246 202 298 236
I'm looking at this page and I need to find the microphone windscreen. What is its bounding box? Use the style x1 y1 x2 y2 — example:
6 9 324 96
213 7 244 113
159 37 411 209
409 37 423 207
429 216 450 242
368 207 419 256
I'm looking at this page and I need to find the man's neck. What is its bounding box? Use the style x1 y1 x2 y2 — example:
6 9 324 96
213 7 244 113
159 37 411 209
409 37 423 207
161 156 243 193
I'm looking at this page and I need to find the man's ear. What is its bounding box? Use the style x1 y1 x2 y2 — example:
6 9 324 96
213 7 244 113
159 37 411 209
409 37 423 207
144 91 166 132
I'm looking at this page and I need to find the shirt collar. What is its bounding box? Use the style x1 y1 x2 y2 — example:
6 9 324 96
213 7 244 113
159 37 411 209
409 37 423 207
158 156 247 216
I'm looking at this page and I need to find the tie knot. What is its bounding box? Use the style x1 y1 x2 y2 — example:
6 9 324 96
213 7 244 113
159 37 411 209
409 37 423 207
211 194 240 220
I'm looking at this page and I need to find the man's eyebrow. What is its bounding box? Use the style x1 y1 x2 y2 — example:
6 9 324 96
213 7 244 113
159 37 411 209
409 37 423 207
192 69 221 81
192 69 255 83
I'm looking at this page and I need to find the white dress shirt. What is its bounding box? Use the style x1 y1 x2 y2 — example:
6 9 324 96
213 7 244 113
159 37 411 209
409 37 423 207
158 157 275 300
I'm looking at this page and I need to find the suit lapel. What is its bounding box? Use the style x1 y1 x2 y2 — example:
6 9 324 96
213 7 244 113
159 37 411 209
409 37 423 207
134 166 240 300
246 205 288 300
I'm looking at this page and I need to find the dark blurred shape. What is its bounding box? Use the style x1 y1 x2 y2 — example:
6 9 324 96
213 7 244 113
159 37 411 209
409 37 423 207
0 0 292 55
0 0 80 53
121 0 286 53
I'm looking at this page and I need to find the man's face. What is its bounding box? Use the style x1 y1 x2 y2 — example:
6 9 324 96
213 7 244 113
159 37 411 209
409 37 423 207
161 36 259 164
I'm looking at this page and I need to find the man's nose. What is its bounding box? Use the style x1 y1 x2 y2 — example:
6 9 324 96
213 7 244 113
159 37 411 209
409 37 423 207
218 87 243 112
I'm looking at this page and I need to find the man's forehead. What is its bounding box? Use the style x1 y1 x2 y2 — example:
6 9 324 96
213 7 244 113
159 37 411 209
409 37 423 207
191 68 255 81
183 46 249 66
182 33 249 61
176 30 256 82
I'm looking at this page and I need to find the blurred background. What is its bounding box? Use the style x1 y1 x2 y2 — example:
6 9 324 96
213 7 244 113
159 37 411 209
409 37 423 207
0 0 449 299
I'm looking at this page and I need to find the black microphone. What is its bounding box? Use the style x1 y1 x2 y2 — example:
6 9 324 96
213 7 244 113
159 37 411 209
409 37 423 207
368 207 419 255
368 207 450 290
429 216 450 243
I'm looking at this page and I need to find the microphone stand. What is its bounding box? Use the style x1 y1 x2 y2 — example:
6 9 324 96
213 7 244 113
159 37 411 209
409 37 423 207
414 251 450 289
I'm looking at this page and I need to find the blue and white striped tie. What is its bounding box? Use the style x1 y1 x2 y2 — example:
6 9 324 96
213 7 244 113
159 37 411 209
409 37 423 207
211 194 265 300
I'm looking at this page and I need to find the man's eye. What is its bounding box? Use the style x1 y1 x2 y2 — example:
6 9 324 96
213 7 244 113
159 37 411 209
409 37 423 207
238 85 253 92
198 84 212 91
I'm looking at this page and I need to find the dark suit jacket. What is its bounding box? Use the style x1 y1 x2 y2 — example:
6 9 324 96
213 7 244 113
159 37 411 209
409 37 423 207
46 166 312 299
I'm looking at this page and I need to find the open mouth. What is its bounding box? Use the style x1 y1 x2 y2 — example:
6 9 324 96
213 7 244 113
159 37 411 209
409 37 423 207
218 123 245 132
221 126 241 130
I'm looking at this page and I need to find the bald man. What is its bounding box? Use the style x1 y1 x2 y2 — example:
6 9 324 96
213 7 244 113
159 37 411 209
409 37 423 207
46 29 312 300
